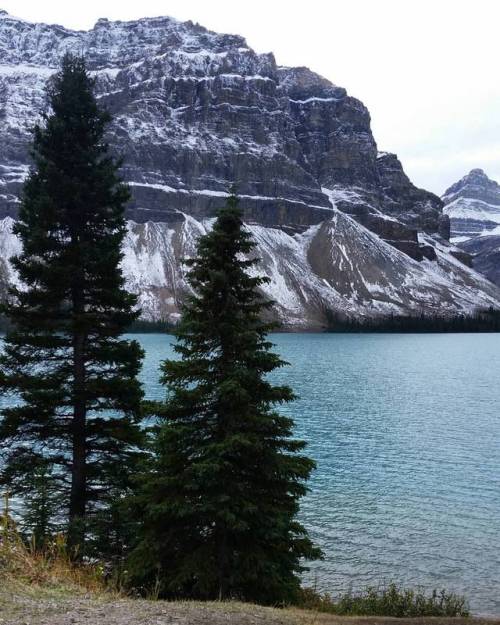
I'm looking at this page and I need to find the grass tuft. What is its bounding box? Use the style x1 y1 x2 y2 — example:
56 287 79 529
298 583 470 617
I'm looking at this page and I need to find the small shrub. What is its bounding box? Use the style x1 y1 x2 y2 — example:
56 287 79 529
298 583 470 617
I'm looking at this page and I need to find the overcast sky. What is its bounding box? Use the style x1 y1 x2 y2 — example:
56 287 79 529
3 0 499 195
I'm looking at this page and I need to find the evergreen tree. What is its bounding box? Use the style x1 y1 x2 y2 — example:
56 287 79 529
0 54 144 553
21 461 60 548
129 193 321 604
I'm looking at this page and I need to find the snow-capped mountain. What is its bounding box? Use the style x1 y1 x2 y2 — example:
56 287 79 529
0 9 499 327
442 169 500 287
443 169 500 241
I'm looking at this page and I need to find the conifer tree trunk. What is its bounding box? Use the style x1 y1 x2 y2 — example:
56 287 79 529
68 229 87 550
216 339 230 599
0 54 145 557
69 326 87 549
217 528 229 600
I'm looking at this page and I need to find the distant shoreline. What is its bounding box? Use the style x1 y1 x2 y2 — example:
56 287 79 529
2 309 500 335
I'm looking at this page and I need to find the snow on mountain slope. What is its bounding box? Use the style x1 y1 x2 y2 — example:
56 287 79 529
444 198 500 241
0 213 498 328
0 216 20 298
442 169 500 288
122 214 500 324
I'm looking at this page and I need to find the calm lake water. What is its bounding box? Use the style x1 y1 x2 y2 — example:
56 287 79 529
136 333 500 615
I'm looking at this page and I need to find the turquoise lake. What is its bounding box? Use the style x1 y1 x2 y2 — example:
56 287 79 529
136 333 500 615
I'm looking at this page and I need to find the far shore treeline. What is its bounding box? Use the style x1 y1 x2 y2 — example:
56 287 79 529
130 308 500 333
2 309 500 334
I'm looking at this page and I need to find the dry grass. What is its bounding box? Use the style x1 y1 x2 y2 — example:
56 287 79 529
0 513 111 623
0 510 108 603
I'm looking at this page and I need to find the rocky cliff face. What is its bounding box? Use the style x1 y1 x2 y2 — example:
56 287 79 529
0 10 499 326
0 10 445 235
442 169 500 287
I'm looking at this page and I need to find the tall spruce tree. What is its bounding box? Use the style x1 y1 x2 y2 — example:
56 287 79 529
0 54 144 552
130 193 321 604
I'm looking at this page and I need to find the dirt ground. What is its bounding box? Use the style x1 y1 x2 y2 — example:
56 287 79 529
1 594 499 625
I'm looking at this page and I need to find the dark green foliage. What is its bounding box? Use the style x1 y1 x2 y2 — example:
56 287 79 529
0 54 144 553
20 461 60 548
325 307 500 333
129 193 321 604
299 583 470 617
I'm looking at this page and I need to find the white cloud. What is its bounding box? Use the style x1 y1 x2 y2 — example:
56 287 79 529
2 0 499 194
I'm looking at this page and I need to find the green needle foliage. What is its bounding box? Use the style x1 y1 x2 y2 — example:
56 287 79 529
0 54 144 554
21 461 60 549
129 193 321 604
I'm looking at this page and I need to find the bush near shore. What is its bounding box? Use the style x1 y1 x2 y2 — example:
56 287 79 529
298 584 470 617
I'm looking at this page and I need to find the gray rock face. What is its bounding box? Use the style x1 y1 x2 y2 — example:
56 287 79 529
0 10 499 324
460 235 500 284
442 169 500 287
0 11 443 237
443 169 500 240
376 153 449 238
